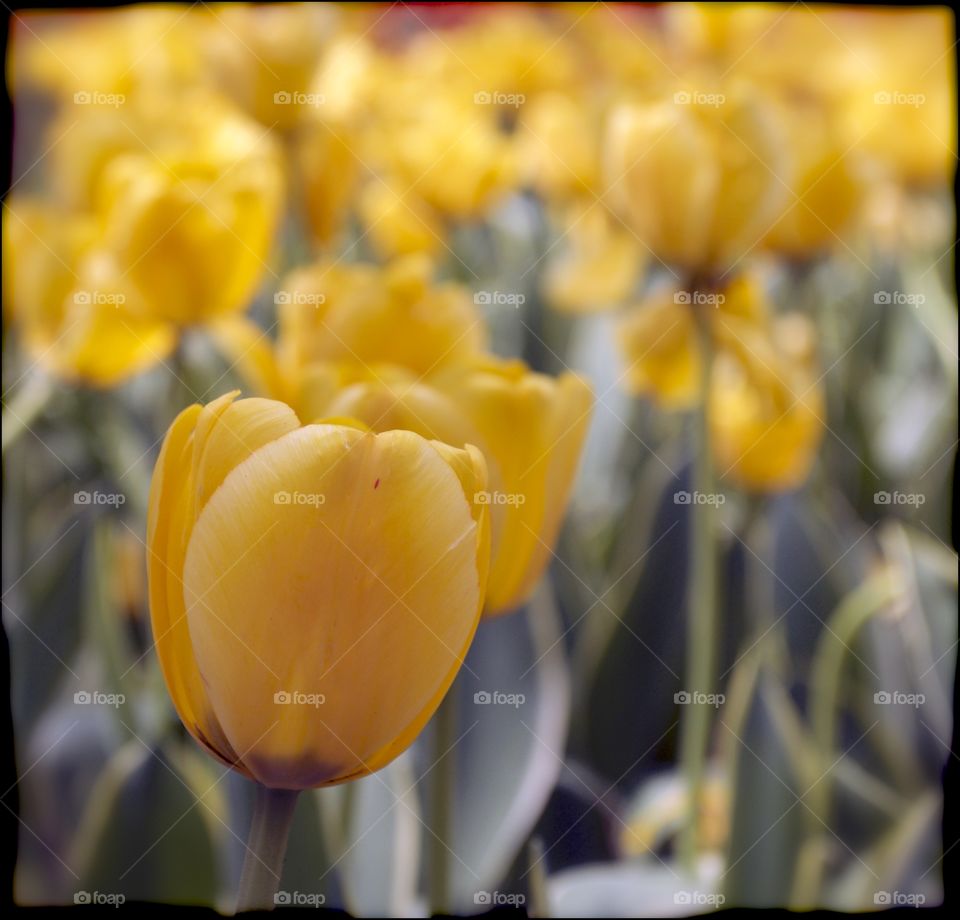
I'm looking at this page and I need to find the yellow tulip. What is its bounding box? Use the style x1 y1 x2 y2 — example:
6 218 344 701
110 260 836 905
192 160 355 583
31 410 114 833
5 93 283 387
147 391 490 788
431 357 594 616
618 271 824 491
357 179 444 260
764 96 872 258
10 6 202 103
289 354 593 617
711 314 824 493
275 255 488 385
542 202 644 313
3 199 176 387
202 2 338 132
293 117 361 247
604 82 790 274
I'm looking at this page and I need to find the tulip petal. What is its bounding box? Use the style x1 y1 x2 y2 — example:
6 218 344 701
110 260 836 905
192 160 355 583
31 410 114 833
146 403 244 771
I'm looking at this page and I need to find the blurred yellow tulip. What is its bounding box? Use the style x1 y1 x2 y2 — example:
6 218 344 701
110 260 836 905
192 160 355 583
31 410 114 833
10 6 202 102
432 357 594 615
542 203 644 313
202 2 338 131
711 314 824 492
618 270 824 491
764 97 873 258
298 356 594 616
3 199 176 387
605 82 790 274
147 391 489 788
275 255 487 386
357 179 444 260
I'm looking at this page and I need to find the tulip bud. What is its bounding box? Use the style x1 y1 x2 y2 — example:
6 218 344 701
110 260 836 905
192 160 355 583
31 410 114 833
147 392 489 788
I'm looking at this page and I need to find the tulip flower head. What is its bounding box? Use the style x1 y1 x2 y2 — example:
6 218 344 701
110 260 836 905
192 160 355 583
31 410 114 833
147 392 489 788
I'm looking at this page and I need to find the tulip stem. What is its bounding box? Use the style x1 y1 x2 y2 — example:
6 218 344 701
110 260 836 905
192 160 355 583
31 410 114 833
429 690 457 914
678 306 718 872
236 785 299 913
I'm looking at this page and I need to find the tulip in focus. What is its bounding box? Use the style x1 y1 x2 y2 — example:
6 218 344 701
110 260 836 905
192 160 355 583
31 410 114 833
147 391 490 788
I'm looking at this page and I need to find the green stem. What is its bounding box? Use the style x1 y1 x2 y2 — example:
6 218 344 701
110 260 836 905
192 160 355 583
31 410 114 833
1 371 55 455
790 568 901 906
236 785 299 913
678 308 718 871
429 690 457 914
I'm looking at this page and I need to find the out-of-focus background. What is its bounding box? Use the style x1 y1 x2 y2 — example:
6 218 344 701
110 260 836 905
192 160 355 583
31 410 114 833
2 3 957 915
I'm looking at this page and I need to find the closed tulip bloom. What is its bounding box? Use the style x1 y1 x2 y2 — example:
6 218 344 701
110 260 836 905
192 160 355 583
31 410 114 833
276 255 487 384
710 314 824 492
432 357 594 616
147 392 490 788
764 97 871 258
91 94 284 326
3 199 176 386
605 82 790 274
